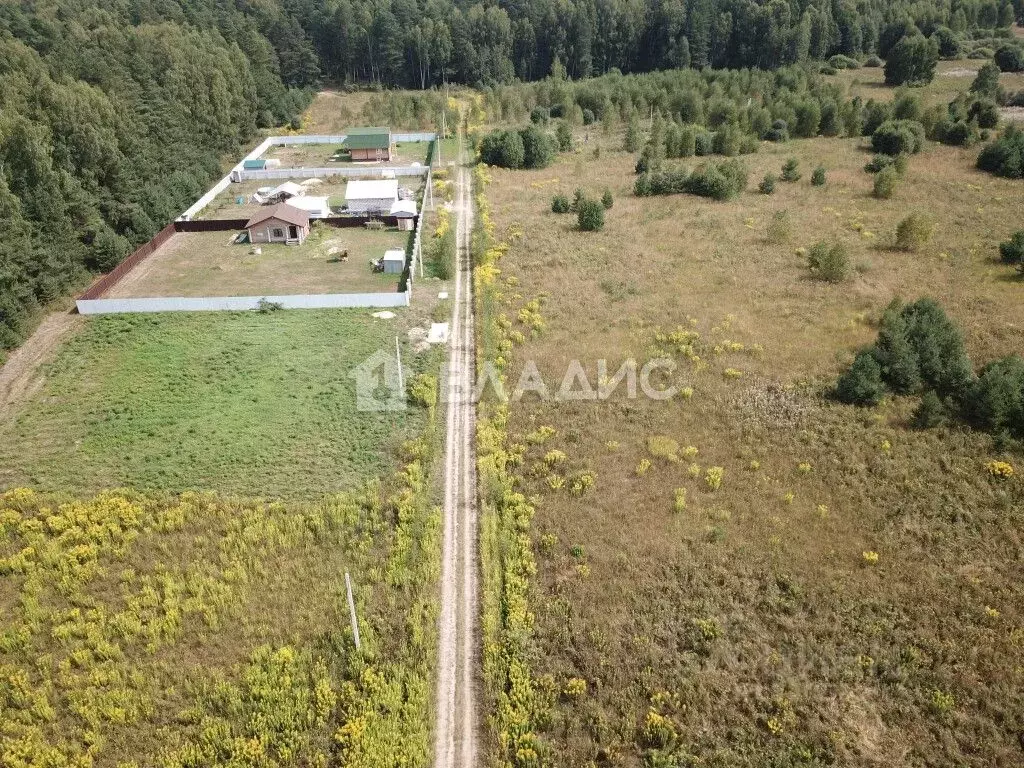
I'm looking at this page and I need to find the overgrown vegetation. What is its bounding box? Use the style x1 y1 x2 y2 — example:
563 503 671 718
0 433 441 766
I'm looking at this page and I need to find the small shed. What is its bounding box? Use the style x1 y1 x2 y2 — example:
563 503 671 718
390 199 418 231
287 195 331 218
245 203 310 245
382 249 406 274
345 127 392 162
242 158 281 171
345 179 399 215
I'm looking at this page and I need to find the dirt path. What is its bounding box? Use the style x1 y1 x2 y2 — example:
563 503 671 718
0 312 81 419
433 131 479 768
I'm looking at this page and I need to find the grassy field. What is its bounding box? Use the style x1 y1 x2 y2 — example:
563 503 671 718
0 310 440 499
478 76 1024 767
108 228 406 298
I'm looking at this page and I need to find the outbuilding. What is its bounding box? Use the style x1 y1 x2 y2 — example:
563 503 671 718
389 199 418 231
242 158 281 170
286 195 332 218
345 127 392 161
345 179 399 215
245 203 310 245
382 249 406 274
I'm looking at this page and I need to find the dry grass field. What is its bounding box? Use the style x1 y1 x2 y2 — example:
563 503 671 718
828 59 1024 108
107 227 406 298
482 100 1024 765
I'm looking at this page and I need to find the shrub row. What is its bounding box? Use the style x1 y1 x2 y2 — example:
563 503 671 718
634 159 748 201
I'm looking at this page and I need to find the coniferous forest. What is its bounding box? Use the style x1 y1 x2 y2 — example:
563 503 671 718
1 0 1023 349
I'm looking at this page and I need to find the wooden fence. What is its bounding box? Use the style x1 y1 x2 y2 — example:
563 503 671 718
79 223 176 300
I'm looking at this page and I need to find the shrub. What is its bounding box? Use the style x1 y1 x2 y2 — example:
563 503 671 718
864 154 896 173
807 240 850 282
551 193 570 213
694 131 714 156
759 173 777 194
998 231 1024 264
932 27 962 59
582 108 595 125
872 119 925 155
521 124 556 168
555 122 573 151
624 119 641 151
873 166 899 199
941 119 980 147
766 119 789 142
577 198 605 231
766 211 791 243
970 62 1003 99
571 187 586 211
914 390 948 429
781 157 801 181
994 44 1024 73
836 351 885 405
635 159 747 201
829 54 860 70
969 98 1000 129
977 125 1024 178
601 188 614 209
858 298 975 401
895 213 934 251
530 106 550 124
884 34 939 86
966 355 1024 437
479 129 526 168
864 54 884 67
811 166 827 186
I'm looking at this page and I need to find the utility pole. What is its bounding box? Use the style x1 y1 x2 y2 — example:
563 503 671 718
395 336 404 393
345 571 361 652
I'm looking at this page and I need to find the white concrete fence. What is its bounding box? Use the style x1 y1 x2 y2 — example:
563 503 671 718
234 165 428 182
77 292 410 315
178 132 438 222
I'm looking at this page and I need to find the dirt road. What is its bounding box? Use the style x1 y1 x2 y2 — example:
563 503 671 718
432 140 479 768
0 312 80 420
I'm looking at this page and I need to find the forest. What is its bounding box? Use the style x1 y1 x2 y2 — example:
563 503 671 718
1 0 1022 351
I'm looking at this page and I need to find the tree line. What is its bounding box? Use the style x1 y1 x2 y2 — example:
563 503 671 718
304 0 1021 86
0 1 315 351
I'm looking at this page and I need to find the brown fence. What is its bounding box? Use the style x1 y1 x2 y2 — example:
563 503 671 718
77 214 421 302
78 223 177 300
175 218 249 232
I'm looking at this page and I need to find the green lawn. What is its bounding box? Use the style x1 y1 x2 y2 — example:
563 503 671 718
0 310 438 498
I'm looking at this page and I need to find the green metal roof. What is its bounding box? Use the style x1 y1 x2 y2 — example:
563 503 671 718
344 127 390 150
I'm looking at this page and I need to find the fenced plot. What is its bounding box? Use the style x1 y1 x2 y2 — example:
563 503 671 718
263 140 432 169
106 228 408 299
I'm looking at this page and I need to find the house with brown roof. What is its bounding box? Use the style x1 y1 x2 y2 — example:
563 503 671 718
245 203 310 245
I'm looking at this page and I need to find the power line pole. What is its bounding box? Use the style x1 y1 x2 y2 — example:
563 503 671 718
345 571 361 652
